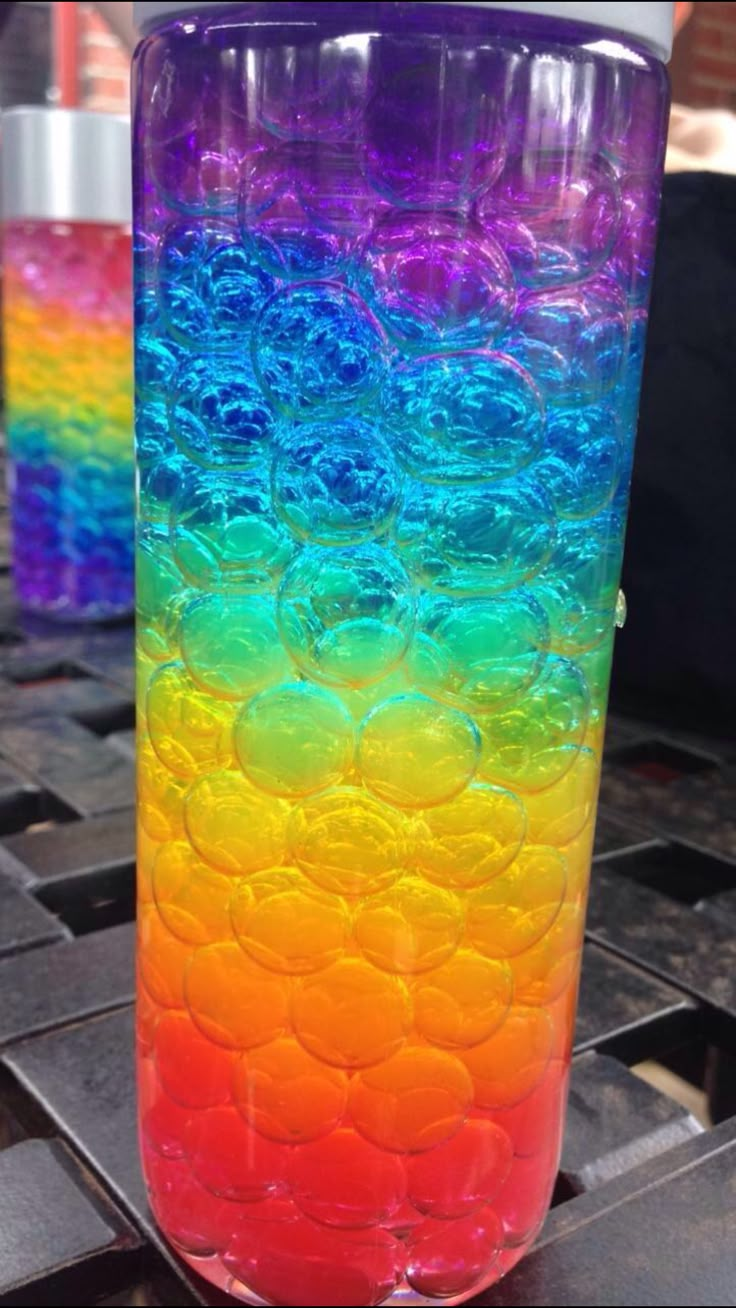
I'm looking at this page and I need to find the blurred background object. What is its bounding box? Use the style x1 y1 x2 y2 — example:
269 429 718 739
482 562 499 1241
667 1 736 172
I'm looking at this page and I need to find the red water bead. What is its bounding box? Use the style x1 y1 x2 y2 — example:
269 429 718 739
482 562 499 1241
154 1009 234 1109
349 1046 473 1154
143 1148 236 1256
494 1147 557 1246
290 1127 407 1228
185 1105 287 1201
489 1059 569 1158
139 1055 190 1158
407 1118 512 1219
224 1212 405 1308
406 1205 504 1298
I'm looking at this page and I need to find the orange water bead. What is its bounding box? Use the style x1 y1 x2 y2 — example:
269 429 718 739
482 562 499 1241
524 746 599 845
466 845 567 958
137 825 158 905
185 769 288 874
349 1046 473 1153
288 787 408 897
138 902 193 1009
412 950 513 1049
185 941 290 1049
152 841 235 945
234 1038 348 1144
509 902 585 1007
292 958 412 1069
354 876 463 975
414 784 527 890
153 1009 234 1110
461 1006 553 1109
489 1059 568 1158
407 1118 512 1218
147 663 237 778
231 867 350 975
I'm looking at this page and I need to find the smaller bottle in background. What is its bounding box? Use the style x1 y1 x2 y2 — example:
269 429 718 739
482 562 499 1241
1 107 133 621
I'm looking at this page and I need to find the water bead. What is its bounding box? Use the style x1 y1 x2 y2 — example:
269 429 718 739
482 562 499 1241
277 545 415 688
234 1039 348 1144
197 242 276 343
185 1106 287 1201
185 769 288 874
490 1059 569 1160
410 592 549 715
137 527 186 662
272 420 401 546
536 407 622 520
185 941 290 1049
288 787 408 897
257 39 370 141
292 958 412 1069
407 1118 512 1219
231 867 350 975
493 1148 557 1247
358 693 480 809
466 845 567 959
362 212 515 352
180 593 290 701
252 282 387 419
513 275 628 406
366 44 506 208
461 1006 554 1109
509 904 585 1008
349 1046 473 1153
405 1206 503 1299
415 785 526 890
290 1128 407 1228
224 1214 404 1308
523 748 599 846
426 478 557 595
354 876 464 975
153 1009 233 1109
479 654 590 792
412 951 514 1050
138 903 193 1009
152 841 235 945
140 1059 190 1159
532 512 625 656
235 682 354 798
169 355 275 471
138 737 188 842
481 151 620 288
384 350 545 485
144 1151 235 1256
171 468 297 593
147 662 236 778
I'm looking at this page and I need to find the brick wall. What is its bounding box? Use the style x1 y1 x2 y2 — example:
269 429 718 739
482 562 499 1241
79 3 130 114
676 2 736 110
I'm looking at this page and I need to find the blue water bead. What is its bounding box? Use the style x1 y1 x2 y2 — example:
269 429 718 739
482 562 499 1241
170 467 297 594
361 212 515 353
511 275 628 407
535 407 622 520
273 419 401 546
169 356 275 471
384 350 544 484
157 221 274 348
530 511 625 655
421 478 557 596
252 282 387 419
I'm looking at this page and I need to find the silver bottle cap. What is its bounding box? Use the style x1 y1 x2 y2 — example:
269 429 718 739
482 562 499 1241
1 107 131 226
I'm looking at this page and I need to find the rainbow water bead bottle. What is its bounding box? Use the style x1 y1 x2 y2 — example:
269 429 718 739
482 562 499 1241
133 3 673 1303
1 108 134 620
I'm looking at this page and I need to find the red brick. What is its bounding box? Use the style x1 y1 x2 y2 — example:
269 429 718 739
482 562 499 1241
697 2 736 26
691 51 736 82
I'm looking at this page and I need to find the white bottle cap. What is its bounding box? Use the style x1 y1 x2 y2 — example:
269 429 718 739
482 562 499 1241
134 2 674 62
